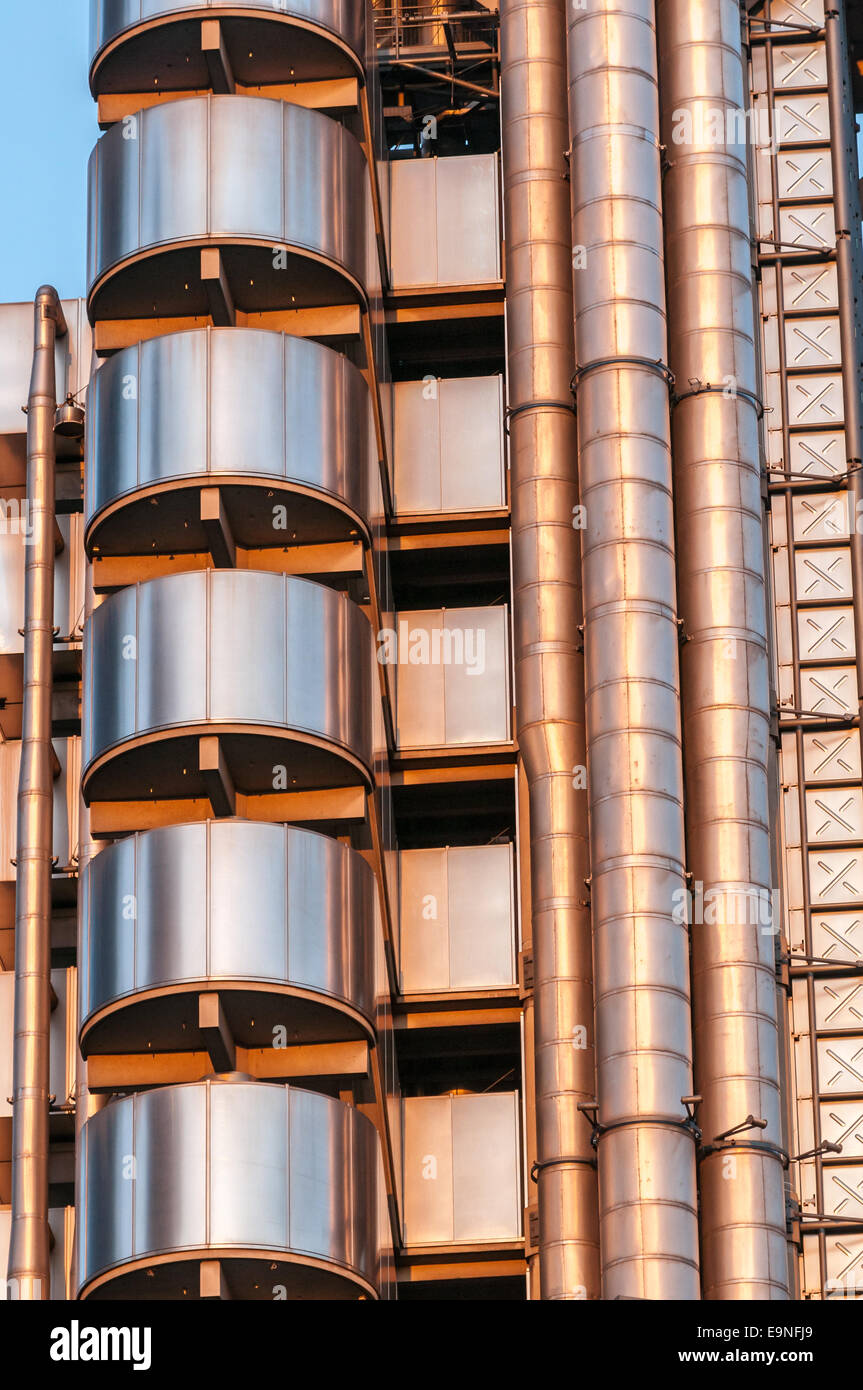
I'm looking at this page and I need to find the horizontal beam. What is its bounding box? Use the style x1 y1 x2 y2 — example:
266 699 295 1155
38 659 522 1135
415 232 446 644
390 758 516 786
91 541 364 591
86 1039 370 1091
397 1257 525 1283
89 784 368 837
93 303 362 355
395 1006 521 1030
385 527 509 553
97 78 359 127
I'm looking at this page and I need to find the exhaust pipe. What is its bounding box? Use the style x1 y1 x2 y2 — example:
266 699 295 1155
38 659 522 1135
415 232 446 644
566 0 700 1298
7 286 66 1301
657 0 789 1299
500 0 600 1299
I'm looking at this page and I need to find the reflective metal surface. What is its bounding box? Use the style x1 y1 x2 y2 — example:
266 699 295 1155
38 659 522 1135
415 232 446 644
77 1080 384 1298
87 96 369 320
82 570 374 800
79 821 377 1048
393 375 505 516
90 1 367 90
8 288 66 1302
567 0 700 1299
85 329 376 553
657 0 788 1301
389 155 502 289
402 1093 522 1246
500 0 599 1300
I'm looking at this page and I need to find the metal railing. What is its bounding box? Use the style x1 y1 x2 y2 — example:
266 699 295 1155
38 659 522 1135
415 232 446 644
372 1 498 58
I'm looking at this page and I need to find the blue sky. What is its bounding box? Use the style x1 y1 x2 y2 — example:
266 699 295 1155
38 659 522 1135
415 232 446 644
0 1 98 303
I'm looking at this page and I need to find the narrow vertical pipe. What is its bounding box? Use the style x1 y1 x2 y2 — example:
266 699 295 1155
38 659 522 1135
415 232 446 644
500 0 600 1299
825 1 863 770
8 286 66 1301
566 0 700 1299
656 0 789 1300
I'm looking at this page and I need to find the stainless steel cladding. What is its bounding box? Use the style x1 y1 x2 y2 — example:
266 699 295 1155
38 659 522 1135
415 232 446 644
78 821 377 1049
8 288 67 1302
82 570 375 799
85 329 377 553
89 1 367 86
500 0 599 1300
657 0 788 1301
567 0 700 1299
86 96 370 319
77 1080 385 1299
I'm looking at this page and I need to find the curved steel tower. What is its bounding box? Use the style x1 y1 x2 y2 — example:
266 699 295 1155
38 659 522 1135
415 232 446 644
77 0 393 1301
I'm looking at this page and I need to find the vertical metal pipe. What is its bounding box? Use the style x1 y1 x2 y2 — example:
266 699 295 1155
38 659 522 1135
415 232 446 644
566 0 700 1299
825 1 863 768
657 0 789 1300
8 286 66 1301
500 0 600 1300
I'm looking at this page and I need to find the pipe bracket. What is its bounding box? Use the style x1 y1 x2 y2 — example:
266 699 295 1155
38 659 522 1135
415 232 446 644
671 381 765 419
504 399 577 435
571 357 675 393
529 1154 597 1184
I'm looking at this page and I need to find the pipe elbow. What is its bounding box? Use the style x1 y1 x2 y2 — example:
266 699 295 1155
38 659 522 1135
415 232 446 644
34 285 67 339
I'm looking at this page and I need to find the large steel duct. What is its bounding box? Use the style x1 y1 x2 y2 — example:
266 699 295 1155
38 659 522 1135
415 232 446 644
656 0 788 1300
500 0 599 1299
566 0 700 1298
7 286 66 1301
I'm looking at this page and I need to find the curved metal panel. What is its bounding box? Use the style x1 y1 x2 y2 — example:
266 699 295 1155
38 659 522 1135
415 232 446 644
87 96 369 320
90 1 367 92
82 570 374 800
85 330 375 554
77 1080 383 1299
79 821 377 1047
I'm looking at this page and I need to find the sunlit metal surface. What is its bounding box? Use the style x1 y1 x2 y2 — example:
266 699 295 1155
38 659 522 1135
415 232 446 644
393 606 511 749
79 821 377 1049
87 95 369 320
402 1093 522 1246
82 569 374 801
399 843 515 993
77 1079 385 1299
657 0 788 1301
85 329 376 554
500 0 599 1301
8 288 66 1302
89 0 367 90
389 155 502 289
568 0 700 1299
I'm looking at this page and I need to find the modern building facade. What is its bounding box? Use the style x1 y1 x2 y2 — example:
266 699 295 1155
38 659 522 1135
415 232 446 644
1 0 862 1301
